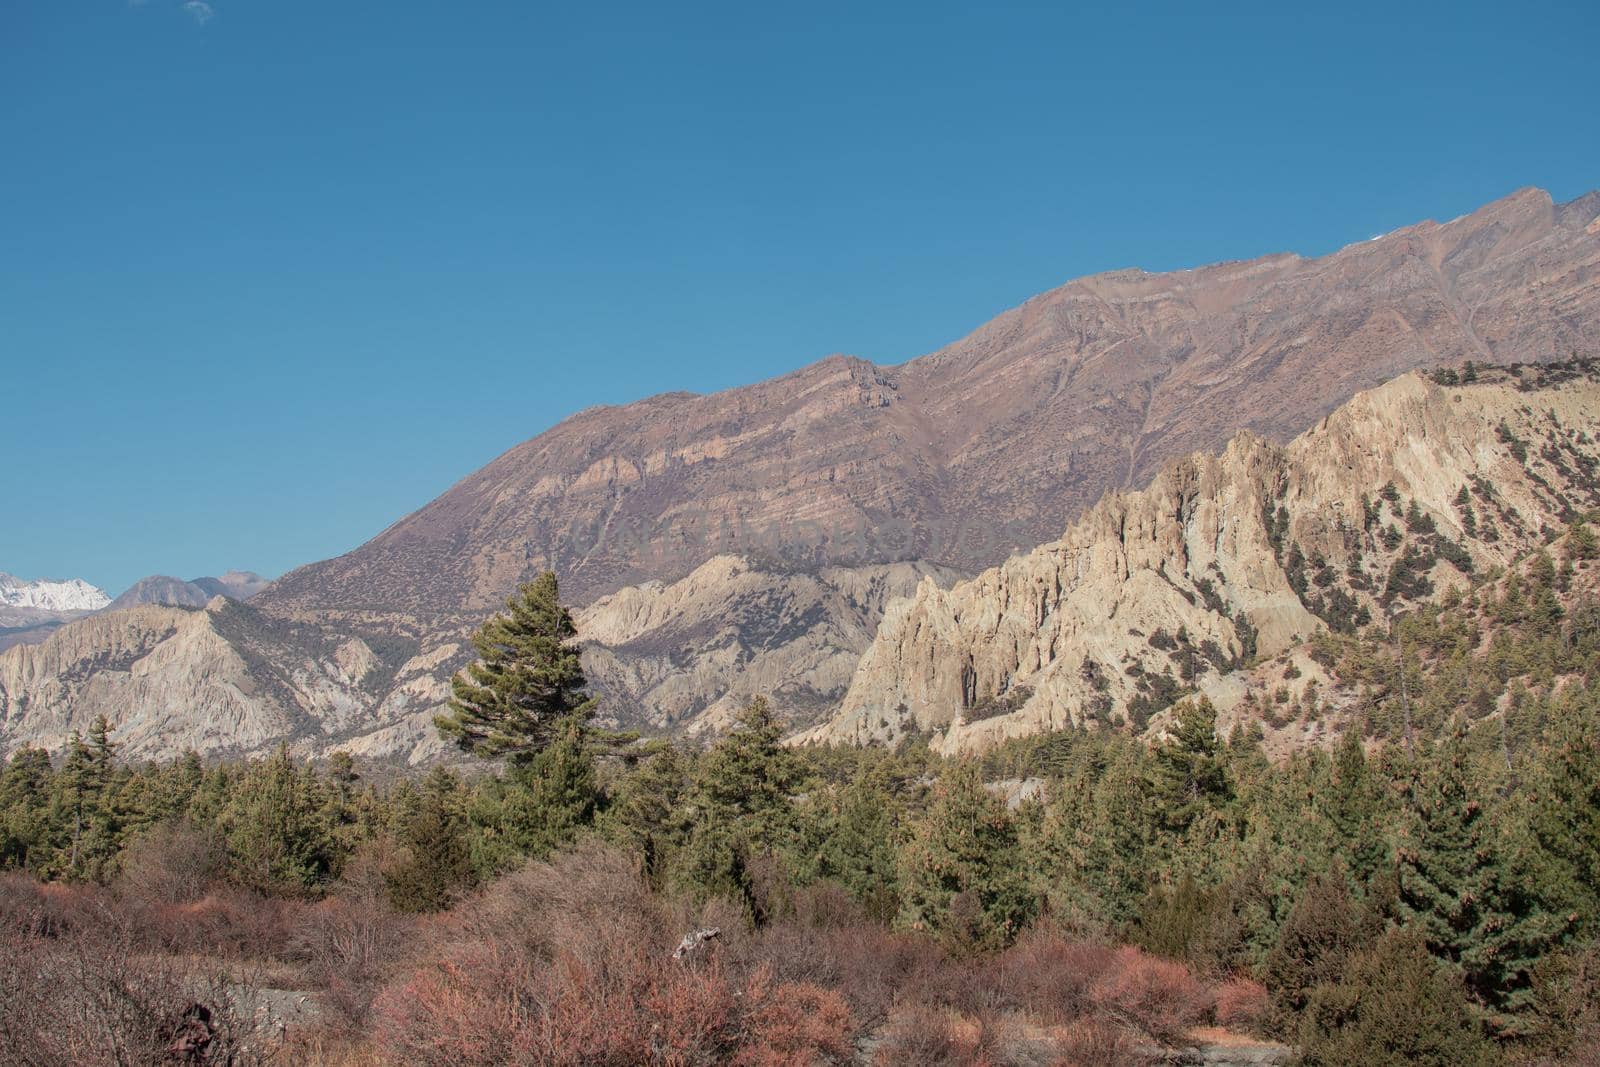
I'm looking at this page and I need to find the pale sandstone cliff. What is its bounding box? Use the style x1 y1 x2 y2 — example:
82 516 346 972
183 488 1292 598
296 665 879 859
577 556 961 735
804 366 1600 753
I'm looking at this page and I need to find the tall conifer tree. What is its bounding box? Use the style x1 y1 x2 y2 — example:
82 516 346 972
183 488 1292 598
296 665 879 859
1398 729 1556 1031
896 762 1035 952
435 572 595 764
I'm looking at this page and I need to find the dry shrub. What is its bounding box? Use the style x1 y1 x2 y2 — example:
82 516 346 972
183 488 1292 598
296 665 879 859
728 916 949 1028
376 937 539 1065
0 870 104 938
1050 1018 1141 1067
455 840 667 965
785 879 868 929
275 1027 387 1067
874 1003 976 1066
1213 977 1270 1032
143 887 298 960
991 929 1116 1025
901 955 1012 1020
376 939 857 1066
294 856 416 1032
874 1002 1028 1067
0 889 264 1065
116 819 227 906
372 844 860 1066
1088 945 1212 1046
736 968 856 1067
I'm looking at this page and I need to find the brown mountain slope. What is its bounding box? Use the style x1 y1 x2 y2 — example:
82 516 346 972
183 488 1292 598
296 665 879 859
259 187 1600 626
805 362 1600 752
3 188 1596 763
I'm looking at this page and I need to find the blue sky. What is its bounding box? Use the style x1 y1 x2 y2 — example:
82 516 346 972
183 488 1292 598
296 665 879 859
3 0 1597 596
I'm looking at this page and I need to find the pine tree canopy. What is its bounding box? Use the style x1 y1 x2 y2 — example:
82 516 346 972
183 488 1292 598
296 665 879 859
435 572 596 764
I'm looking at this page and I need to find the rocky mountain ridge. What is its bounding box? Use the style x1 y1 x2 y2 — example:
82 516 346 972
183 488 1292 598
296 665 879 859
260 186 1600 619
804 362 1600 752
0 571 267 653
2 187 1598 762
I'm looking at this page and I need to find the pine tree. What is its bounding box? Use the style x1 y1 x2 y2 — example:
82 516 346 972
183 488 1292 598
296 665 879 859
468 713 599 872
1261 864 1380 1035
896 762 1035 952
690 697 798 850
385 766 475 912
811 761 902 921
435 572 596 764
675 697 801 904
1398 729 1557 1031
0 747 54 870
601 741 690 885
1051 741 1158 925
1570 518 1599 560
52 730 101 878
1524 692 1600 931
1297 928 1496 1067
222 748 337 894
1325 729 1393 892
1151 697 1233 834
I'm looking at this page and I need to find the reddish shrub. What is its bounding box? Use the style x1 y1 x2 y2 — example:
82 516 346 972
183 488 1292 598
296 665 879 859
1213 977 1270 1032
372 940 534 1066
645 960 742 1060
1050 1018 1139 1067
0 871 102 938
724 916 943 1028
296 879 416 1030
149 887 297 959
486 949 650 1065
991 930 1116 1024
874 1002 1030 1067
0 893 264 1065
786 880 870 930
874 1004 975 1066
467 842 664 954
737 972 856 1066
1088 945 1212 1046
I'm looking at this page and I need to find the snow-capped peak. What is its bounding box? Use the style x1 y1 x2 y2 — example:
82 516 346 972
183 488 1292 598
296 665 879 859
0 573 112 611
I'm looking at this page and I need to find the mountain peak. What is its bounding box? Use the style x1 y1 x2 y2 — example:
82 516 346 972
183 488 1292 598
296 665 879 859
0 574 110 612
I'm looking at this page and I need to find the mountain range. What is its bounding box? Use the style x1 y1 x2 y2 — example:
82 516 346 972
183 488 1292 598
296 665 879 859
0 571 265 653
3 186 1597 763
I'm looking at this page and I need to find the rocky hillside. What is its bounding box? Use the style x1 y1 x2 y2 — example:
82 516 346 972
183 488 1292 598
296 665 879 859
0 558 958 763
577 556 961 735
3 187 1597 762
261 187 1600 620
805 362 1600 752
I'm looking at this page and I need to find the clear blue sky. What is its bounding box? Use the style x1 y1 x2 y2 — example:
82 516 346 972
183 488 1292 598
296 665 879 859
3 0 1596 596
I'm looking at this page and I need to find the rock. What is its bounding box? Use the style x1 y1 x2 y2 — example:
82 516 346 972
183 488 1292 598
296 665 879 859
803 366 1600 752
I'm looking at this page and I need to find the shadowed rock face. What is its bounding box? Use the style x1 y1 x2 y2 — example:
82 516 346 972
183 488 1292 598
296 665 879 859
3 188 1598 763
259 187 1600 624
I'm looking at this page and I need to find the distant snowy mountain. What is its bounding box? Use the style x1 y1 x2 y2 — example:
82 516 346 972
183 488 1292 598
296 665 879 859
0 573 111 612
